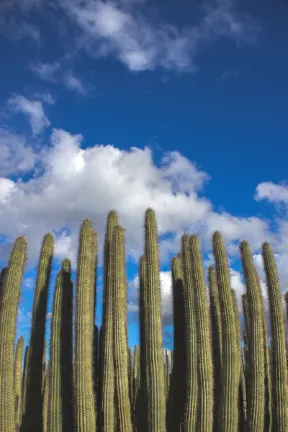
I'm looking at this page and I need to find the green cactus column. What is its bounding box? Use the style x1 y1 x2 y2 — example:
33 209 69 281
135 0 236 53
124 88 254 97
43 364 49 432
190 235 213 432
15 335 24 429
133 345 140 412
166 255 186 432
100 211 118 431
212 231 239 432
22 233 54 432
208 266 222 432
75 220 96 432
181 234 198 432
240 241 265 432
262 242 288 431
0 236 27 432
144 208 166 432
112 225 133 432
21 346 30 422
42 340 46 394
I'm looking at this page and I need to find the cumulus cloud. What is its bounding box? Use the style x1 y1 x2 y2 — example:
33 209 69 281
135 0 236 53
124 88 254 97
255 182 288 206
7 94 50 135
62 0 259 72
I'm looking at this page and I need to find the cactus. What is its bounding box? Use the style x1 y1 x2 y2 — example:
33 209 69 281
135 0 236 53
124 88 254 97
240 241 265 432
112 225 133 432
101 211 118 431
208 266 222 432
167 255 186 432
74 220 96 431
21 346 30 422
181 234 198 432
15 335 24 430
133 345 140 411
22 233 54 432
144 208 166 432
262 242 288 431
212 231 240 432
42 340 46 394
43 364 49 432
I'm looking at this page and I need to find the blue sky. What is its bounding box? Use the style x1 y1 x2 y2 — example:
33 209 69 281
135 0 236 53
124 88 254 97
0 0 288 353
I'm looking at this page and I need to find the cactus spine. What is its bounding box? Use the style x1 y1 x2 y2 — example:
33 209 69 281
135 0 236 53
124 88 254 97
0 236 27 432
240 241 265 432
101 211 118 431
112 225 133 432
190 235 213 432
144 208 166 432
15 335 24 430
181 234 198 432
262 242 288 431
212 231 239 432
75 220 96 431
22 233 53 432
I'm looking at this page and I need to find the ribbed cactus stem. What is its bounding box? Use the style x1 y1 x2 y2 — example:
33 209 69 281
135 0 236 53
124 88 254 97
15 335 24 429
75 220 96 431
181 234 198 432
42 340 46 394
0 236 27 432
22 233 53 432
240 241 265 432
144 208 166 432
43 364 49 432
21 346 30 421
190 235 213 432
262 242 288 431
212 231 239 432
208 266 222 432
112 225 133 432
101 211 118 431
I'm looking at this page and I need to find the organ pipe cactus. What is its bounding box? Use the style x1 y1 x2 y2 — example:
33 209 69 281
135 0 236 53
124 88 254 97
15 335 24 430
74 220 96 431
190 235 213 432
240 241 265 432
262 242 288 431
212 231 239 432
0 236 27 432
21 346 30 421
22 233 54 432
144 208 166 432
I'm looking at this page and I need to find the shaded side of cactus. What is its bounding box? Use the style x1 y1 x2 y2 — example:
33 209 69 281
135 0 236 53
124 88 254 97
144 208 166 432
164 350 170 399
167 255 186 432
112 225 133 432
42 340 46 394
0 236 27 432
22 233 53 432
208 266 222 432
212 231 239 432
43 363 49 432
190 235 213 432
240 241 265 432
93 325 99 400
74 219 96 431
262 242 288 431
231 289 246 432
100 211 118 431
181 234 198 432
136 255 148 432
15 335 24 430
133 345 140 411
21 346 30 421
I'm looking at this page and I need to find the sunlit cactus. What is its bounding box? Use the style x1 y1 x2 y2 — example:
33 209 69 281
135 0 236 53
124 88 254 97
15 335 25 430
0 236 27 432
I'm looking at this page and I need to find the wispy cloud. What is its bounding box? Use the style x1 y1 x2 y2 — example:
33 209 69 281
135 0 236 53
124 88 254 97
29 61 61 82
222 69 239 79
7 94 51 135
63 70 92 95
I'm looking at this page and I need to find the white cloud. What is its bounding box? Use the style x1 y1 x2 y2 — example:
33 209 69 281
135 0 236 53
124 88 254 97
62 0 259 72
63 70 91 95
255 182 288 206
29 61 61 82
0 19 40 43
7 94 50 135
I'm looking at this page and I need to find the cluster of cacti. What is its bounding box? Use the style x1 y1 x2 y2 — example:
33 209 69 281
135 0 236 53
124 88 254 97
0 208 288 431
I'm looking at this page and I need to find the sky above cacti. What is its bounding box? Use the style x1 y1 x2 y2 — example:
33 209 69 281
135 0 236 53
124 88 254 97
0 0 287 352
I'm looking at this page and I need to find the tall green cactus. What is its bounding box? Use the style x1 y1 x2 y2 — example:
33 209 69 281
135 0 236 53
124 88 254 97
15 335 24 430
181 234 198 432
75 220 96 431
262 242 288 431
212 231 239 432
21 346 30 422
208 266 222 432
112 225 133 432
22 233 54 432
144 208 166 432
190 235 213 432
0 236 27 432
101 211 118 431
166 255 186 432
42 340 46 394
43 364 49 432
240 241 265 432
